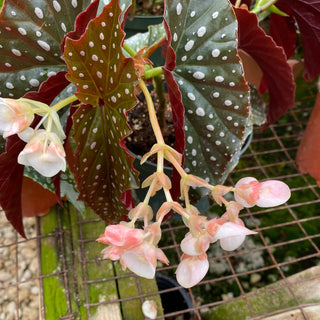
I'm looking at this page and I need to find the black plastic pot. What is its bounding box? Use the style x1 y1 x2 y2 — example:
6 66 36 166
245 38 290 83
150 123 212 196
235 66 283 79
156 273 194 319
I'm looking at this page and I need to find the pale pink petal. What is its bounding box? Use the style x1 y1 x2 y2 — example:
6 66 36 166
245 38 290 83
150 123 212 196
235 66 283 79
234 177 259 207
104 224 129 245
181 233 200 255
142 300 158 320
213 222 256 240
181 233 210 256
211 222 256 250
256 180 291 207
17 131 66 177
0 98 34 137
122 251 156 279
141 243 157 266
220 234 246 251
176 255 209 288
104 224 143 247
18 127 35 142
101 246 121 260
156 248 169 265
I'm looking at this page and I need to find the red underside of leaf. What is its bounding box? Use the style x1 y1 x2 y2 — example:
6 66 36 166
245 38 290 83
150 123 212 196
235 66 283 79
0 71 70 237
276 0 320 81
0 137 26 238
235 7 295 128
269 12 297 59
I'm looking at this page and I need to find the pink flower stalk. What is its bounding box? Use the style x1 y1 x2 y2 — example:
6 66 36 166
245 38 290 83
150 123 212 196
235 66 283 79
97 223 169 279
0 98 34 138
17 130 66 177
234 177 291 208
176 253 209 288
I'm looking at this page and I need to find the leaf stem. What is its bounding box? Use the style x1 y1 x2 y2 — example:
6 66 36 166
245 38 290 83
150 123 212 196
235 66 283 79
139 79 165 145
122 41 136 57
234 0 242 8
251 0 278 13
51 95 78 112
144 67 163 79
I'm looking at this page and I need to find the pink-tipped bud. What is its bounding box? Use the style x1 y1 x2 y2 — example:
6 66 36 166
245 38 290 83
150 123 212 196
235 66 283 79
234 177 290 208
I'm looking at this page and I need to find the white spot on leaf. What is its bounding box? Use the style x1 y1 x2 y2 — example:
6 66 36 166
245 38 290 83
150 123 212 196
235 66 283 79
37 40 51 51
34 7 44 19
185 40 194 52
193 71 205 80
196 107 205 116
197 26 206 37
176 3 182 15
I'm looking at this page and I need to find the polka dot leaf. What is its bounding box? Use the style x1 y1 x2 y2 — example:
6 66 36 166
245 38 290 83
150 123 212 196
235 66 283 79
164 0 250 186
124 23 167 58
0 0 93 98
64 0 140 223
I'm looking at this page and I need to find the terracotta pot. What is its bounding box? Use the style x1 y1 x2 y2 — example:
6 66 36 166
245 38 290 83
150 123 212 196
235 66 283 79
21 177 58 217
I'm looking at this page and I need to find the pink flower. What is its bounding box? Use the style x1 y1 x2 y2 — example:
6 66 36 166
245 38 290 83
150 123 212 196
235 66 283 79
176 253 209 288
17 130 66 177
97 223 168 279
0 98 34 138
234 177 291 208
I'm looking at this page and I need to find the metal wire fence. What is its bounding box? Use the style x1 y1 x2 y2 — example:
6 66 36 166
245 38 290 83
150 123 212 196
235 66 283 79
0 103 320 319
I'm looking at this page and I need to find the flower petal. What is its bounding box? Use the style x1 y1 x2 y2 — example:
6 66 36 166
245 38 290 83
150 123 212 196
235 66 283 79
256 180 291 207
214 222 256 240
220 234 246 251
122 251 156 279
176 255 209 288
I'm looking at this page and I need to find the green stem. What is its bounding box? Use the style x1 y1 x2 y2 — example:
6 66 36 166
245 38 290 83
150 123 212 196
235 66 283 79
122 41 136 57
139 80 165 145
51 95 78 112
144 67 163 80
251 0 278 13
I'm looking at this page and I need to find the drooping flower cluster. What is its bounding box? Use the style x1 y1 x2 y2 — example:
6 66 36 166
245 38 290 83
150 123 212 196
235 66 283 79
98 174 291 288
0 97 66 177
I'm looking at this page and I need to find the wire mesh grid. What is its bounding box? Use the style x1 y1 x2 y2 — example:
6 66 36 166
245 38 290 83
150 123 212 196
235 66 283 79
1 103 320 320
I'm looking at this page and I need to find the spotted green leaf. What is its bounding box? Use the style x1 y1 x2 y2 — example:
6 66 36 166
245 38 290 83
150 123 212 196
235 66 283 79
125 23 166 55
165 0 250 185
0 0 92 98
64 0 139 222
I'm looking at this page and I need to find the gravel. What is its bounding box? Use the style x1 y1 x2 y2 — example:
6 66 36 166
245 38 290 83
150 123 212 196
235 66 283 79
0 210 40 320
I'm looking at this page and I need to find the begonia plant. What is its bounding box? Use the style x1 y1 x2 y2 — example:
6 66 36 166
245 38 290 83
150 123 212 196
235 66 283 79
0 0 318 287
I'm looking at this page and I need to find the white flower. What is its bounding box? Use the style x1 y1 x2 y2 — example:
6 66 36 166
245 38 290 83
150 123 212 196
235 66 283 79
0 98 34 138
18 130 66 177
